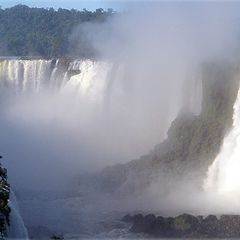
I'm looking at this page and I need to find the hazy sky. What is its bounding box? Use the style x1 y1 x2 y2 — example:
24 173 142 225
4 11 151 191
0 0 128 10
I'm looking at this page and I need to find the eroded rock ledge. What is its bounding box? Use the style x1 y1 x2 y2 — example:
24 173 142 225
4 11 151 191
122 213 240 238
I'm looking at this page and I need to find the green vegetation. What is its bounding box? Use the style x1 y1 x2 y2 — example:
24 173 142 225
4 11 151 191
0 157 10 238
0 5 114 58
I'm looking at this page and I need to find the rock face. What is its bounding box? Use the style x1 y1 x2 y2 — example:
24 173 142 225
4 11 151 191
0 160 10 239
123 213 240 238
95 61 240 194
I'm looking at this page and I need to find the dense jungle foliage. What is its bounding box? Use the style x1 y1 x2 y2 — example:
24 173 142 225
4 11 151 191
0 5 114 57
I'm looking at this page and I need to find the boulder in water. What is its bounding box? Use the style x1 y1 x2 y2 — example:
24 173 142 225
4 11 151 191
123 213 240 238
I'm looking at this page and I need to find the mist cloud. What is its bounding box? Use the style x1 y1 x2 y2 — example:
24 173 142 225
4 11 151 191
1 2 240 213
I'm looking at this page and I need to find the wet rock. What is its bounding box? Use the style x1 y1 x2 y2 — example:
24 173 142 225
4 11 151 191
67 69 81 78
173 214 200 236
153 216 175 237
200 214 219 237
219 215 240 237
121 214 133 222
124 213 240 238
0 160 10 238
129 214 145 232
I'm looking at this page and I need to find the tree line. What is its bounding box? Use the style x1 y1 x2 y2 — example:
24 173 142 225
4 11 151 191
0 5 114 58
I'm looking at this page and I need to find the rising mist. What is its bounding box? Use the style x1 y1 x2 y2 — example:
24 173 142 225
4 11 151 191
1 2 240 235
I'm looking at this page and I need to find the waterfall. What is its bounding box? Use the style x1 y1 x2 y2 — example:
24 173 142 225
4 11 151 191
8 190 29 239
61 60 111 101
0 59 112 97
0 59 202 109
0 58 204 235
204 84 240 195
0 60 52 92
0 58 203 163
0 58 202 115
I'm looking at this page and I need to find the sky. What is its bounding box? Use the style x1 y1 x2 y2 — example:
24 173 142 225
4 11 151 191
0 0 129 11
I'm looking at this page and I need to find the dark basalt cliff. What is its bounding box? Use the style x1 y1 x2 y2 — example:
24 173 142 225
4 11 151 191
0 159 11 239
96 61 240 193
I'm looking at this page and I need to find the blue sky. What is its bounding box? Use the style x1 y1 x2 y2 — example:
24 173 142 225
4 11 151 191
0 0 128 11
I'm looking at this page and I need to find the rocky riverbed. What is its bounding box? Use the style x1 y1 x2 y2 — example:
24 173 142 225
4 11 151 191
122 213 240 238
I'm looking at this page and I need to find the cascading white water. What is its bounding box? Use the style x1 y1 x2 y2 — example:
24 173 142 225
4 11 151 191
0 58 203 236
0 59 113 101
204 84 240 195
8 190 29 239
0 60 52 92
0 58 204 172
0 59 202 154
62 60 111 101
